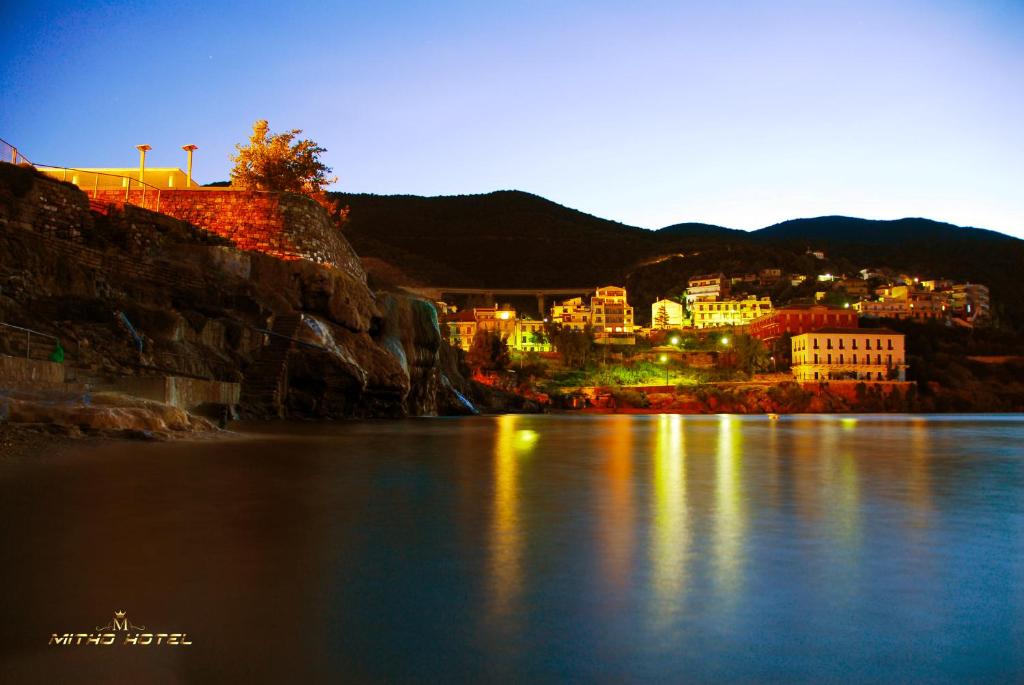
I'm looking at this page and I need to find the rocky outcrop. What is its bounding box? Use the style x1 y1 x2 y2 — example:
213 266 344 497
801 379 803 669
0 163 477 419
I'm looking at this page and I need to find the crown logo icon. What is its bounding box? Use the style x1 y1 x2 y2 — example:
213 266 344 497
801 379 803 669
114 610 126 619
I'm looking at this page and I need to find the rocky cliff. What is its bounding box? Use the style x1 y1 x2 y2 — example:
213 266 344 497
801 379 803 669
0 163 475 419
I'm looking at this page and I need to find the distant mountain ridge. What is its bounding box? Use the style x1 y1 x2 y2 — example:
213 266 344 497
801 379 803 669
332 189 1024 326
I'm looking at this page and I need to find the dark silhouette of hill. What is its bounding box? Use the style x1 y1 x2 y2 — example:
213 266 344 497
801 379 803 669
331 190 1024 327
335 190 668 287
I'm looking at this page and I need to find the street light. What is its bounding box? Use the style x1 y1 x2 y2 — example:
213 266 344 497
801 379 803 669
181 144 198 187
720 336 730 346
135 144 151 183
670 336 680 346
659 353 669 385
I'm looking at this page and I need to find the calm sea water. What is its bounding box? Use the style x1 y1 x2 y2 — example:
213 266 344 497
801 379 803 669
1 414 1022 683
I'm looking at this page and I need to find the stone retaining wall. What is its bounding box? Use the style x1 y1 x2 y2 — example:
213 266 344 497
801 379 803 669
92 188 358 270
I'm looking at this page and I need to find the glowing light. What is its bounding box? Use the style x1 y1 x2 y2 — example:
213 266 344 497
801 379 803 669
516 429 538 447
843 302 850 309
659 354 668 363
720 337 730 346
839 417 858 430
498 311 511 320
670 336 680 345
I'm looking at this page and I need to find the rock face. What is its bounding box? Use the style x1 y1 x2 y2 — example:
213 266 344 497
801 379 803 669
0 163 476 419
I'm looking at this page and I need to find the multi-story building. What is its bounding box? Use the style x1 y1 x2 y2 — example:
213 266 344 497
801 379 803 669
759 267 783 283
446 311 478 352
951 283 991 324
446 308 552 353
474 305 518 339
686 273 729 304
590 285 635 344
749 304 857 342
861 286 951 321
549 297 591 331
511 319 552 353
907 290 951 320
692 297 773 330
791 328 907 382
650 298 686 329
855 299 910 319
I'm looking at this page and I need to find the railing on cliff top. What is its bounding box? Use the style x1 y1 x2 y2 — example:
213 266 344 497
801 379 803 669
0 321 61 361
1 137 163 212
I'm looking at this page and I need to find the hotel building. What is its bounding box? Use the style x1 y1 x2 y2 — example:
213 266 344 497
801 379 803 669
590 285 635 344
791 328 907 382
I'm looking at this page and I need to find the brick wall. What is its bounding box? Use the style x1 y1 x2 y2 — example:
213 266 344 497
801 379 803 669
91 188 356 269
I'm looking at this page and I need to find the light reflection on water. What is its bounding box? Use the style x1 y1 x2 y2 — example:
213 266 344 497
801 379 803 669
1 414 1022 683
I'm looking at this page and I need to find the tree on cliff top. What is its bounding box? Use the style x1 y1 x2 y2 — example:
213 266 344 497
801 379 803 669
230 120 337 195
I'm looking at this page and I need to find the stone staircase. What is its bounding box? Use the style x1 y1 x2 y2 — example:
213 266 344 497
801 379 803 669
240 313 303 417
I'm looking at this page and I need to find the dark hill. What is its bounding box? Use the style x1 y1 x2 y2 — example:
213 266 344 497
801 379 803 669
334 190 663 288
332 191 1024 327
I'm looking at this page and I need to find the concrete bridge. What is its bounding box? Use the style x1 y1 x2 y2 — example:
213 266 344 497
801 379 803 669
400 286 597 315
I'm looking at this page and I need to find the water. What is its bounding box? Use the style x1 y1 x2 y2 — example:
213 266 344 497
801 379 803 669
1 414 1022 683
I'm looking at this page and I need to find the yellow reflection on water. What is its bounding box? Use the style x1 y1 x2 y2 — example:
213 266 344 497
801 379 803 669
488 414 532 623
649 414 689 629
599 415 636 600
714 414 745 599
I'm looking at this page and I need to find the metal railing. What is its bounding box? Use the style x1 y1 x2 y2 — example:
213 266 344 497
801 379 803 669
1 137 163 211
0 321 60 361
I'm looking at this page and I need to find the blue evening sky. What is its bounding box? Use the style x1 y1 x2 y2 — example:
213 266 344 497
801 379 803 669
1 1 1022 236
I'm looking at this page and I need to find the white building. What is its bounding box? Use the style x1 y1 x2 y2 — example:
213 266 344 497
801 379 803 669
650 298 685 329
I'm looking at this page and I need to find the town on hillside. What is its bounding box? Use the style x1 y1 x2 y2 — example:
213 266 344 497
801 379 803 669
438 267 992 397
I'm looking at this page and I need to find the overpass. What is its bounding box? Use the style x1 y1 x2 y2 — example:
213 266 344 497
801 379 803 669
400 286 597 315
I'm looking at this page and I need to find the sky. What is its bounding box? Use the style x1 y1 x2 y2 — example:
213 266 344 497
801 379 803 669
1 0 1022 236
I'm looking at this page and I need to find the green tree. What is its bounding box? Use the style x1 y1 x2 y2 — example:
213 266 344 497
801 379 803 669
655 303 670 329
545 323 595 369
230 120 336 195
733 333 771 376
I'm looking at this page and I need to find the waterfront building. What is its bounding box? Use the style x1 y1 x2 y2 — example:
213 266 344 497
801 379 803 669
591 285 635 344
692 297 773 330
791 328 907 382
650 298 685 330
686 273 729 304
550 296 591 331
749 303 857 342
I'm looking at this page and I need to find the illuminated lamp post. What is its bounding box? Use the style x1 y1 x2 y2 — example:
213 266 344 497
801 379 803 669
181 144 198 188
660 353 669 386
670 336 680 346
135 144 152 183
